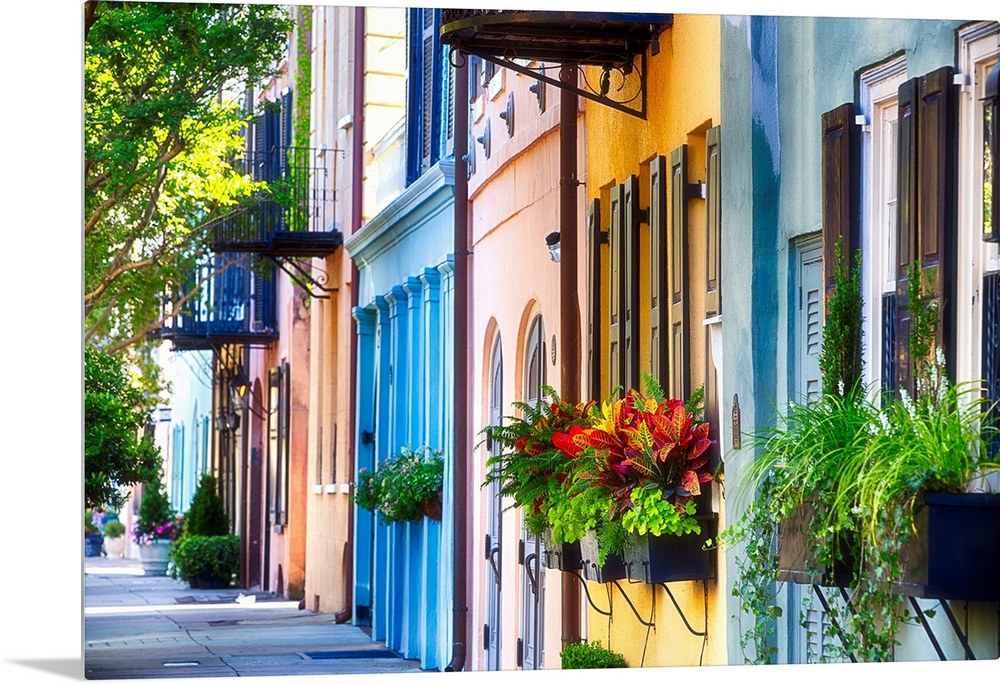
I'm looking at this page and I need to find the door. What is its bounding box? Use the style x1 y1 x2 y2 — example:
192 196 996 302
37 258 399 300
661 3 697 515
518 315 545 669
485 336 503 670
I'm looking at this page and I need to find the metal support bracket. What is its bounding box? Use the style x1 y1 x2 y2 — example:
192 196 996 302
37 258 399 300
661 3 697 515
459 47 649 120
564 570 612 616
655 581 708 638
266 255 339 299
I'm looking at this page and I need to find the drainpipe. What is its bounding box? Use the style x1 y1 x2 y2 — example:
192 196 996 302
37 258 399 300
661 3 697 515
446 52 470 673
334 5 365 625
558 65 582 647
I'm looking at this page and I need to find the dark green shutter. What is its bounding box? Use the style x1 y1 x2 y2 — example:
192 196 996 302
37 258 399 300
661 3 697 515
649 155 669 387
609 184 623 393
706 126 722 316
669 145 690 401
623 174 641 391
587 199 603 400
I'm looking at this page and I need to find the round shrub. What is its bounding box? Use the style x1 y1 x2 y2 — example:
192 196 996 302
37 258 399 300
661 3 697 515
103 521 126 538
170 534 240 588
559 641 627 669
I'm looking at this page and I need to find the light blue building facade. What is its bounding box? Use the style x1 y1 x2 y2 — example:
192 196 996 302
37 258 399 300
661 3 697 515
344 7 457 670
721 14 1000 664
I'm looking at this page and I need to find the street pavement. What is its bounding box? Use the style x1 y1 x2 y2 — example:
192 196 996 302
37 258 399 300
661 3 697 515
84 555 426 680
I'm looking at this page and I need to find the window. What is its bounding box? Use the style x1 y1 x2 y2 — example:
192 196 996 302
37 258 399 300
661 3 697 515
859 58 907 395
406 8 454 182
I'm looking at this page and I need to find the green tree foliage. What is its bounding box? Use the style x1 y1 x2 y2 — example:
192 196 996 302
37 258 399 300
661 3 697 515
819 237 864 398
185 474 230 536
84 2 293 373
85 348 161 510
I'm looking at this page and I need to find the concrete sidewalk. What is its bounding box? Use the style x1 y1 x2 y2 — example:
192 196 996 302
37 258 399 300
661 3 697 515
84 555 427 679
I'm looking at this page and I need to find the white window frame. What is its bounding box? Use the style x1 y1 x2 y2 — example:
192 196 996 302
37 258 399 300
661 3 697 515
859 56 907 394
957 23 1000 387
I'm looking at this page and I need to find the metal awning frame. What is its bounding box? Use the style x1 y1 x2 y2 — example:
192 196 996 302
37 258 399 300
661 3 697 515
453 46 649 120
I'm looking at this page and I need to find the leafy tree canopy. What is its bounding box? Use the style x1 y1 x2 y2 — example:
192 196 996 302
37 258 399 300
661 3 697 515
84 347 162 510
84 2 293 379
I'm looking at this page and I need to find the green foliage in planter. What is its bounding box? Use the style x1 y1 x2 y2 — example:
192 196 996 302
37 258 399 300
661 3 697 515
103 521 126 539
819 237 863 398
170 534 240 586
722 252 1000 664
560 640 628 669
185 474 230 536
353 446 443 524
135 479 178 543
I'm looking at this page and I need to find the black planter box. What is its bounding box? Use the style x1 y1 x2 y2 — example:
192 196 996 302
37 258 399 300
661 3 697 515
578 530 626 583
777 503 854 587
623 514 717 584
899 492 1000 602
541 534 584 572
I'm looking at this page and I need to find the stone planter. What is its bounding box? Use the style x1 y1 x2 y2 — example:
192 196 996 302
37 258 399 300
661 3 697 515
104 535 126 559
138 539 173 576
623 513 718 584
578 530 626 583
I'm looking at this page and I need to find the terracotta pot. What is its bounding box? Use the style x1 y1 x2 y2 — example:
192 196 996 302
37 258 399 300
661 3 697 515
418 492 442 521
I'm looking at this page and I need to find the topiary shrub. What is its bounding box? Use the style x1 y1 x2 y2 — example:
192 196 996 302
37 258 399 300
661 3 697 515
170 534 240 588
103 521 126 539
134 479 178 544
559 640 628 669
185 474 230 536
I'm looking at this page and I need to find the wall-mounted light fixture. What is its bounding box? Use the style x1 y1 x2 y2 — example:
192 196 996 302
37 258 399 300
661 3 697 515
984 60 998 242
545 231 561 262
229 370 249 409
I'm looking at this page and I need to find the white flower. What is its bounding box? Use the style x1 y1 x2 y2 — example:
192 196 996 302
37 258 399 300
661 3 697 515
838 380 845 396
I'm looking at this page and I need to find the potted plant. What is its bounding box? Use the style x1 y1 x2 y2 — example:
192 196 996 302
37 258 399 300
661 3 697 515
103 520 127 559
170 474 239 588
722 243 1000 664
561 374 716 584
84 509 105 557
482 389 596 572
133 479 181 576
354 446 444 524
559 640 628 669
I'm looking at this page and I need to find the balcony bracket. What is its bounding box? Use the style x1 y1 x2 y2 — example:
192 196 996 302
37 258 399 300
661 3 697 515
458 47 649 120
564 570 612 616
267 256 339 300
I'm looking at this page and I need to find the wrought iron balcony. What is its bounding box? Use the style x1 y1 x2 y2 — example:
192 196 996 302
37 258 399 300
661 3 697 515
156 253 278 350
210 146 343 258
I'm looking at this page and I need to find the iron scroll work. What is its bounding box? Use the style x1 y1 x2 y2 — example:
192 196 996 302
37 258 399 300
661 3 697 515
440 10 673 120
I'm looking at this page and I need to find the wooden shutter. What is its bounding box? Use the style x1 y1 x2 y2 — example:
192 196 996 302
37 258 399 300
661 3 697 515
894 67 958 393
421 9 438 172
669 145 690 400
821 103 861 297
650 155 669 387
623 174 642 391
894 79 918 395
587 199 603 400
706 126 722 316
917 66 958 375
609 185 623 393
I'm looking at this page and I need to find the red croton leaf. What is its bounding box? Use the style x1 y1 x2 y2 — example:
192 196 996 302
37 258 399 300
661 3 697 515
552 425 587 459
678 469 702 497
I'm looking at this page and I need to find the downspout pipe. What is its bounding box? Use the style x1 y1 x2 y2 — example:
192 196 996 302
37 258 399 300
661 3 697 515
558 65 582 648
334 5 365 625
446 51 470 673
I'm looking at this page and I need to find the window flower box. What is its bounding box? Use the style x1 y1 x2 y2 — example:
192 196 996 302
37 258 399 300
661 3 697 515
623 512 718 584
579 530 626 583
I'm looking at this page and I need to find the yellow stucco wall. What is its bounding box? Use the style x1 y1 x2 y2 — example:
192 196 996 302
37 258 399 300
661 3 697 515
582 13 726 669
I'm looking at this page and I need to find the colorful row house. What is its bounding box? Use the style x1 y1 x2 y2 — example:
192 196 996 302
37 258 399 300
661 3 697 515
148 5 1000 673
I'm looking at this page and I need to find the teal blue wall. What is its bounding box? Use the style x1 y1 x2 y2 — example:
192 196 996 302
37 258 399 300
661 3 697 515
720 14 968 664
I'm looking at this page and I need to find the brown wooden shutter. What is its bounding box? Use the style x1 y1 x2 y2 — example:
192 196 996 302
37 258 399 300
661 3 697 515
587 198 603 400
706 126 722 317
669 145 690 400
623 174 642 391
649 155 669 387
609 184 623 393
916 66 958 375
821 103 861 297
894 78 918 395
